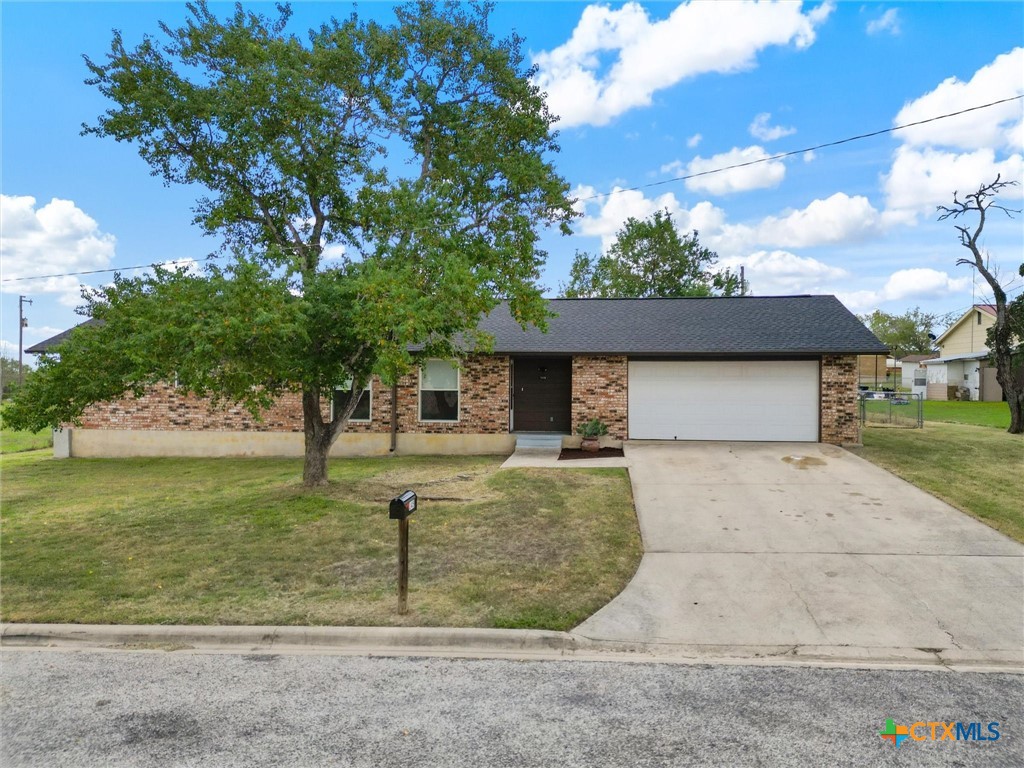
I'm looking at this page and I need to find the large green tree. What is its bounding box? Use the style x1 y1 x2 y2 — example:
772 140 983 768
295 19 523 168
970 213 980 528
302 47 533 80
4 1 575 484
938 176 1023 434
560 210 741 298
858 307 951 358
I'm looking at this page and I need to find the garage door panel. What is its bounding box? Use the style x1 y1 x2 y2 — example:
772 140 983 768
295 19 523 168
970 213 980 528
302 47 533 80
628 360 819 442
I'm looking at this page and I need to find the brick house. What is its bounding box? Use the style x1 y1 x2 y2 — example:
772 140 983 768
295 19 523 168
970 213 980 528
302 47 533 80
29 295 886 458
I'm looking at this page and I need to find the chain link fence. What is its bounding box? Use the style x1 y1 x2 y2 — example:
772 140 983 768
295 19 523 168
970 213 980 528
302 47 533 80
859 391 923 428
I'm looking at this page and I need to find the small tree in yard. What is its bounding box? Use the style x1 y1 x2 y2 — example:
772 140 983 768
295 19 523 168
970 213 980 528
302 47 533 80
3 2 576 485
937 176 1024 434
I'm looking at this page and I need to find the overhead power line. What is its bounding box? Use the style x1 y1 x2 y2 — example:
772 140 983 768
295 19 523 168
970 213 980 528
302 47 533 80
2 255 223 284
4 94 1021 285
578 95 1024 201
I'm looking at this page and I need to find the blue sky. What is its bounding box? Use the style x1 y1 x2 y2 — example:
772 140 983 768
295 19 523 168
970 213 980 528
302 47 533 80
2 1 1022 359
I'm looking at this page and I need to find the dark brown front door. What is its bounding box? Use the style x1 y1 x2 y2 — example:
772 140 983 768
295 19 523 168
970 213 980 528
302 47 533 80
512 356 572 432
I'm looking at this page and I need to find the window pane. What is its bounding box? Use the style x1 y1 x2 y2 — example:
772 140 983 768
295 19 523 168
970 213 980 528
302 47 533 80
334 387 370 421
420 389 459 421
421 359 458 391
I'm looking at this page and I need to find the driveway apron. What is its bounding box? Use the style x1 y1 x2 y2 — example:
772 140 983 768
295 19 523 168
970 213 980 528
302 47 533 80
573 442 1024 666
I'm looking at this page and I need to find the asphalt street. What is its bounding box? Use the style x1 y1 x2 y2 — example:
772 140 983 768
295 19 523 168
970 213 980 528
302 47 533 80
1 650 1021 767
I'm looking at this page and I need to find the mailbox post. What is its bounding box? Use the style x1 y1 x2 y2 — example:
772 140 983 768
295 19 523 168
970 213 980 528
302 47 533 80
389 491 417 614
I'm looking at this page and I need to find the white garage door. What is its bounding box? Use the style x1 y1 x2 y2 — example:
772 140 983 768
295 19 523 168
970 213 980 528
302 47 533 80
628 360 819 441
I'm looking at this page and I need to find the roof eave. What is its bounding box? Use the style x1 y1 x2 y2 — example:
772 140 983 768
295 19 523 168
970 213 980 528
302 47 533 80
491 348 889 356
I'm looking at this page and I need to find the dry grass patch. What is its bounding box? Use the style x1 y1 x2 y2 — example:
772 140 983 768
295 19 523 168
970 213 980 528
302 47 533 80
0 453 640 630
853 422 1023 543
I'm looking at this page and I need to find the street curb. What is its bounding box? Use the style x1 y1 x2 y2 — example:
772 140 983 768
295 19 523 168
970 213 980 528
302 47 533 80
3 624 1021 674
0 623 578 655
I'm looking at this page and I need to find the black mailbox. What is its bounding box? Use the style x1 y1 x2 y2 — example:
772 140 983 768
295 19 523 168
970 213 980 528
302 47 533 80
389 490 417 520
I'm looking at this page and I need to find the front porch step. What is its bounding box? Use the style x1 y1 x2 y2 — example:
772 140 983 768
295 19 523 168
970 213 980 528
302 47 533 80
513 433 565 450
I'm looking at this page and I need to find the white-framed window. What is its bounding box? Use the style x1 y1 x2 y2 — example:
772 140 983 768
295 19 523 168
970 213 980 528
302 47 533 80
419 359 460 422
332 379 371 422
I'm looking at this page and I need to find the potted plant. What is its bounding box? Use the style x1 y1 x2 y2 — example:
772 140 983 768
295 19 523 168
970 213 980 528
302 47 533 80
576 418 609 452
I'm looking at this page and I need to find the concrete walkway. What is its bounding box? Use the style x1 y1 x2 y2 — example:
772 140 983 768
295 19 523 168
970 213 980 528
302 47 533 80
500 447 630 469
574 442 1024 667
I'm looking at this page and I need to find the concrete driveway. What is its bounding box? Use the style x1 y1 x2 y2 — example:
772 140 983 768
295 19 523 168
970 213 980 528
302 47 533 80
573 442 1024 667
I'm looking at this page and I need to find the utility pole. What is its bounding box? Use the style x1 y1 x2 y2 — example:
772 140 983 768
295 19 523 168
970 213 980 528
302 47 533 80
19 295 32 386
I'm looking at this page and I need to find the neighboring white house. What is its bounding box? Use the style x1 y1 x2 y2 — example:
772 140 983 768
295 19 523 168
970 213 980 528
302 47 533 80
922 305 1002 402
899 353 936 400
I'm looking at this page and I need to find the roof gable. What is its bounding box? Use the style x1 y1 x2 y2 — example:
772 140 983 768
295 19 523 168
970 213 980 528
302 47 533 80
934 305 996 349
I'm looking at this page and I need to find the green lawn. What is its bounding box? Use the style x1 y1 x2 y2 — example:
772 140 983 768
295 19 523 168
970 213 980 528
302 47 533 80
922 400 1011 429
852 422 1023 543
0 423 52 454
0 452 641 630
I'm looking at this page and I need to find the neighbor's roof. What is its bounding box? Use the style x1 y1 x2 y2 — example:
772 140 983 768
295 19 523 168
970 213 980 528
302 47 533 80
28 296 888 358
923 351 991 364
25 319 104 354
480 296 888 356
900 353 938 363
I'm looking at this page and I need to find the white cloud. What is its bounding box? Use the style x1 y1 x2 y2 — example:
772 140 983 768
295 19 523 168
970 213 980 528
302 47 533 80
882 146 1024 222
838 268 971 312
866 9 901 36
575 185 686 250
803 150 817 163
881 268 971 301
660 160 685 176
748 112 796 142
574 185 728 251
159 258 202 275
533 0 834 128
718 192 882 251
686 133 703 148
321 244 347 262
878 49 1024 225
0 339 19 357
893 47 1023 152
577 187 881 258
718 250 849 295
0 195 116 307
684 145 786 195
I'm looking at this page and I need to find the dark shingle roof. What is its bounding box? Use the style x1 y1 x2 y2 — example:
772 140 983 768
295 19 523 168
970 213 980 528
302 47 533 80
25 319 103 354
480 296 887 356
27 296 887 357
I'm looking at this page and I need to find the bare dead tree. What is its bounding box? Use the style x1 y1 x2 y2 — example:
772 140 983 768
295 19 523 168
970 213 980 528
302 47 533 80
937 175 1023 434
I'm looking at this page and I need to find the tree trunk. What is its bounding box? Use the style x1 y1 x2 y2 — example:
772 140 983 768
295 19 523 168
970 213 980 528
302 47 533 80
1009 393 1023 434
996 354 1024 434
989 306 1023 435
301 387 332 486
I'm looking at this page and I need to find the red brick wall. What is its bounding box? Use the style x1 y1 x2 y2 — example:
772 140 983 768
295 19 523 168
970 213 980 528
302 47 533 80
75 354 857 445
391 355 510 434
571 355 628 439
78 355 511 435
79 385 308 432
821 355 860 444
